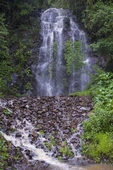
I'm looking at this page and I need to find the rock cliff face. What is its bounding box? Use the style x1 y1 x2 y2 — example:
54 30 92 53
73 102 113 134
0 96 94 170
9 8 106 97
9 9 42 96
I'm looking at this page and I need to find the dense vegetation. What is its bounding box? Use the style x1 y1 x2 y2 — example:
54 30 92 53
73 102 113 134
0 0 44 96
0 0 113 95
82 71 113 162
0 0 113 165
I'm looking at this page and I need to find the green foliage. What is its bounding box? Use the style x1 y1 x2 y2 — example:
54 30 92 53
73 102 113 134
69 90 91 96
45 141 53 150
0 133 23 169
64 40 83 75
17 3 34 16
82 71 113 162
39 130 45 136
1 0 44 26
14 42 31 73
90 72 113 107
71 127 76 133
25 68 32 76
82 1 113 57
49 135 56 145
3 109 11 115
0 0 48 96
59 141 74 157
45 135 57 150
53 42 57 57
0 14 8 39
0 14 13 95
47 0 87 21
0 79 4 97
0 134 9 169
25 82 31 90
58 156 62 161
47 0 69 8
83 108 113 137
82 133 113 162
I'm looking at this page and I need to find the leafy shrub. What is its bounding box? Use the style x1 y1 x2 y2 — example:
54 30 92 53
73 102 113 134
64 40 83 75
82 71 113 162
90 72 113 107
82 133 113 162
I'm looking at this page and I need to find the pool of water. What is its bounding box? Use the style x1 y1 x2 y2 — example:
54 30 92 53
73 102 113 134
84 164 113 170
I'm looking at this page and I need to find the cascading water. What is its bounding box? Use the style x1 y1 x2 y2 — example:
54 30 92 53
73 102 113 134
1 98 113 170
0 120 84 170
33 8 92 96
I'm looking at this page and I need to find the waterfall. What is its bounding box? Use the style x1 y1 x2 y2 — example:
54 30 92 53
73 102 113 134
33 8 91 96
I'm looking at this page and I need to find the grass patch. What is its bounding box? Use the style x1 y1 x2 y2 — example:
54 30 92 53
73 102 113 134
82 132 113 162
59 141 74 157
69 90 91 96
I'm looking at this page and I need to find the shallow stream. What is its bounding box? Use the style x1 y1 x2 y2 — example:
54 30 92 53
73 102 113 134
0 97 113 170
1 129 113 170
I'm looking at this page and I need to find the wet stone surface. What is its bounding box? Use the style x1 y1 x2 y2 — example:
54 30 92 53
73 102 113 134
0 96 94 170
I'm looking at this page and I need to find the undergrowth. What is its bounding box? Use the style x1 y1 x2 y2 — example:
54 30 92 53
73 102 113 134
82 72 113 163
0 133 9 169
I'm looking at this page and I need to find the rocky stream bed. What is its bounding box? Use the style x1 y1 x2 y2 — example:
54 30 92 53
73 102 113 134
0 96 95 170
